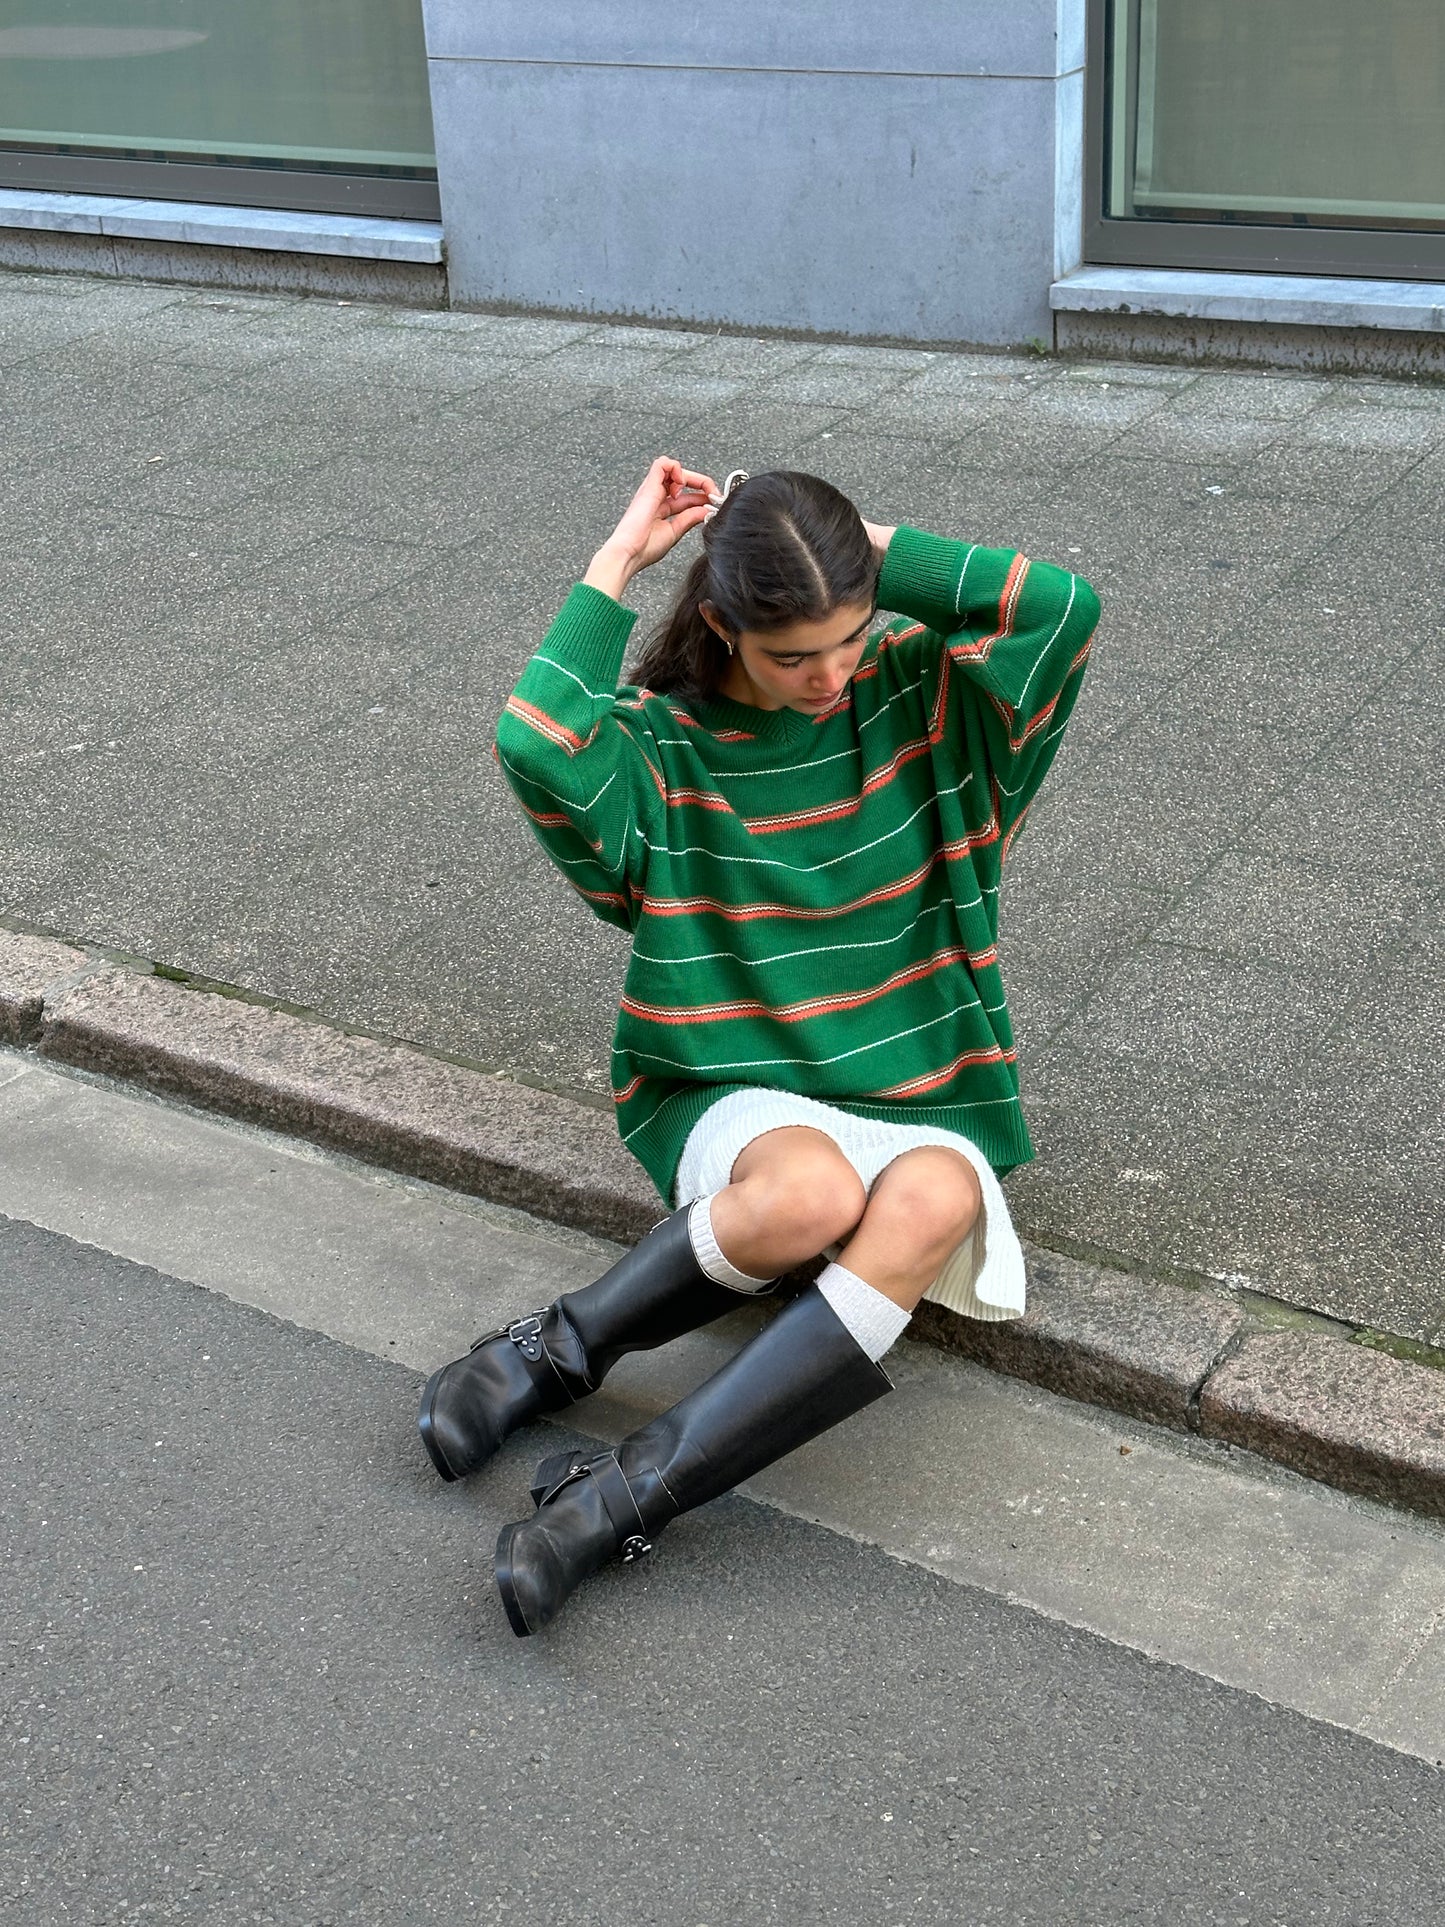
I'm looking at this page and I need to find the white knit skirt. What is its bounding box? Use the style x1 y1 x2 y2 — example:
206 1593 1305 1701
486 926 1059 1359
673 1087 1026 1322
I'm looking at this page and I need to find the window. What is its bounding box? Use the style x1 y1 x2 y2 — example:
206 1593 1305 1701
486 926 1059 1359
1087 0 1445 279
0 0 437 218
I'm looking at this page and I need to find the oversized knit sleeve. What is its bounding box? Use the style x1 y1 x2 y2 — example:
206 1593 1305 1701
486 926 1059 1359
494 583 665 931
876 525 1100 850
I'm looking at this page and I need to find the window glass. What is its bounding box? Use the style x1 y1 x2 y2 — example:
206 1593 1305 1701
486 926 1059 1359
1110 0 1445 231
0 0 434 174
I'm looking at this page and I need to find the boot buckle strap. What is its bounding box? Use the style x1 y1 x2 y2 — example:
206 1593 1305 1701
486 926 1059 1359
506 1313 546 1363
585 1451 653 1556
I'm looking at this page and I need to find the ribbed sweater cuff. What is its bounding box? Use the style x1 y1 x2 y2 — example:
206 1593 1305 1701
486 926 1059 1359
541 582 640 686
877 524 973 628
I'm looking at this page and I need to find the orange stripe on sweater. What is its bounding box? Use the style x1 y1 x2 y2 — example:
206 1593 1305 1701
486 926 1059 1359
985 635 1094 750
620 944 973 1028
868 1041 1017 1101
741 733 933 835
948 553 1031 665
640 852 940 923
668 785 734 815
504 694 605 755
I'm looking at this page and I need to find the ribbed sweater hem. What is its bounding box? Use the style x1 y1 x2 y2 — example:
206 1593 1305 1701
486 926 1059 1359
628 1081 1036 1208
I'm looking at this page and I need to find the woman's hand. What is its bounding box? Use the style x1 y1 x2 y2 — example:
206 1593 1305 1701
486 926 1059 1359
862 518 897 563
583 456 720 600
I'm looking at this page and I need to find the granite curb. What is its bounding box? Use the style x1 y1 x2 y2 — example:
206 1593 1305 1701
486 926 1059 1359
4 927 1442 1521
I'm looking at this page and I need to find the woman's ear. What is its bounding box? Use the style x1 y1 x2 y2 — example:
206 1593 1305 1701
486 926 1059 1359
701 597 739 659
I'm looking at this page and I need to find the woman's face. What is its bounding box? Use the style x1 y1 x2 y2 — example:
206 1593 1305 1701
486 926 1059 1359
711 602 875 715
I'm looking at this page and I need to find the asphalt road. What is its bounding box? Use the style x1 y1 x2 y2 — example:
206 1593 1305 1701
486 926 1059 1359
3 1210 1441 1927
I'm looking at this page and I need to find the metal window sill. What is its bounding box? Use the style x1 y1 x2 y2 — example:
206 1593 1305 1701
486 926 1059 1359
0 187 443 264
1052 267 1445 334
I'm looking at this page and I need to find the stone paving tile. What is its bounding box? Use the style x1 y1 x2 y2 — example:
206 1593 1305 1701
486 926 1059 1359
659 334 825 380
5 508 292 630
483 404 725 507
1001 863 1168 1051
1230 441 1426 503
1328 950 1445 1123
584 322 718 353
153 378 452 460
751 360 930 410
1296 401 1445 452
522 336 703 394
1169 372 1335 418
1365 457 1445 520
1151 853 1432 975
1248 682 1444 884
0 275 164 363
1054 360 1198 389
859 392 1016 440
1109 411 1296 461
908 407 1129 472
376 309 596 356
665 400 853 471
1051 700 1302 892
1009 380 1175 431
781 432 931 518
1065 941 1353 1086
1009 1043 1444 1341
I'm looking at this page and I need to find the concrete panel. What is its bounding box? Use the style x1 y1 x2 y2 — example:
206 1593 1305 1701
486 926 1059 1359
422 0 1080 78
430 61 1060 344
1056 0 1089 75
1053 66 1085 280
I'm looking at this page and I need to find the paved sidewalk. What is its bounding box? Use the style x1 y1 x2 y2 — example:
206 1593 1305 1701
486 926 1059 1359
3 270 1442 1346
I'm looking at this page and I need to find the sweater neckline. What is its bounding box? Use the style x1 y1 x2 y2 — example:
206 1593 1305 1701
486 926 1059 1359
688 689 834 748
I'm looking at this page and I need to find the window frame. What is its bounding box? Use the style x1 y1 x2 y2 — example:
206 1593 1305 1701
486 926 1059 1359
1084 0 1445 282
0 146 439 221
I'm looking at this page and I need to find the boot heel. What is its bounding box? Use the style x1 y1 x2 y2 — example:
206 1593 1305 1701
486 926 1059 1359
417 1369 459 1482
493 1523 534 1637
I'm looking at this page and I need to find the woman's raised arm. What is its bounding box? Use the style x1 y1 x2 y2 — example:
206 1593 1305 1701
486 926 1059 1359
495 458 718 931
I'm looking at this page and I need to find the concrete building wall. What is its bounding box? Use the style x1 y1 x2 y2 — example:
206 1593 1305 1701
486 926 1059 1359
421 1 1086 346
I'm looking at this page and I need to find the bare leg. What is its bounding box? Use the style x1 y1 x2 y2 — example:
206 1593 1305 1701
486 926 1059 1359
707 1131 982 1312
707 1126 867 1278
837 1145 982 1310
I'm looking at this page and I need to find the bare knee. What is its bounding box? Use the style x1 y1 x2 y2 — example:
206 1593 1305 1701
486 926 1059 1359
865 1148 982 1269
725 1128 867 1264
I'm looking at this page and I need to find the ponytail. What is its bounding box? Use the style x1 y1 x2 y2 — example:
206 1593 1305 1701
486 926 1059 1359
630 550 718 699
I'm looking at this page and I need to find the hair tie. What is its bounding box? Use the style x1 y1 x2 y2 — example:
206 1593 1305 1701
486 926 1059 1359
703 469 750 519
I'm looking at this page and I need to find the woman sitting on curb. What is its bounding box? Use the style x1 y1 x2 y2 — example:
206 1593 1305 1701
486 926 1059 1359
418 457 1100 1636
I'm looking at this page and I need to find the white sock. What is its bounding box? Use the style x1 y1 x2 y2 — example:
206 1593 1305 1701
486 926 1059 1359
817 1261 911 1362
687 1195 775 1294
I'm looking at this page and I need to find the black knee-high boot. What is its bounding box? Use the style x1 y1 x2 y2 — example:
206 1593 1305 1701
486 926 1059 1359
493 1284 892 1636
418 1206 761 1482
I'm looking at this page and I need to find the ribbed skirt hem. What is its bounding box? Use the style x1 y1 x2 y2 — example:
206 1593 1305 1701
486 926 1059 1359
672 1087 1027 1322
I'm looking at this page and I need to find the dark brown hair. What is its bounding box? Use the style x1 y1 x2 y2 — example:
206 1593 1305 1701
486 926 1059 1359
630 469 878 699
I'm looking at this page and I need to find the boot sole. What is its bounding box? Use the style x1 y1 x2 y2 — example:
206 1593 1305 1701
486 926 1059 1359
417 1369 460 1483
493 1523 534 1637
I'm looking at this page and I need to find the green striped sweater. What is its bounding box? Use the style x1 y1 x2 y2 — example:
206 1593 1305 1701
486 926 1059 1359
496 525 1100 1205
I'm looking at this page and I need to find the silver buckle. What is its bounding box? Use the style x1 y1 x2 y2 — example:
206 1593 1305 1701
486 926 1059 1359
507 1313 545 1363
620 1534 652 1563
